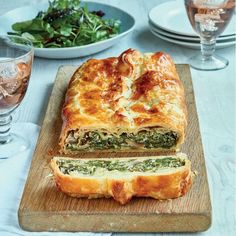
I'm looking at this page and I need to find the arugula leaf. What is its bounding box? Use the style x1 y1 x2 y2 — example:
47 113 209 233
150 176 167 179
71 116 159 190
12 20 33 31
12 19 54 33
59 25 72 36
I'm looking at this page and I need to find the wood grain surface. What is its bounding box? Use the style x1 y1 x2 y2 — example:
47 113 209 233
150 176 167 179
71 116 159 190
18 65 212 232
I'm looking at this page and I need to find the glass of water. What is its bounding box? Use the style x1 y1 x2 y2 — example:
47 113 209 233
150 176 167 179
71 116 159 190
0 35 33 158
185 0 235 70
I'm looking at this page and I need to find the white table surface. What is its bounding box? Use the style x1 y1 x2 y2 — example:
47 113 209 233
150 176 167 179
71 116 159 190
0 0 235 235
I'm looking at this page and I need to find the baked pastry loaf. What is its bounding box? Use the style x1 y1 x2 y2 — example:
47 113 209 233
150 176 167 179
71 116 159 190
59 49 187 154
50 153 193 204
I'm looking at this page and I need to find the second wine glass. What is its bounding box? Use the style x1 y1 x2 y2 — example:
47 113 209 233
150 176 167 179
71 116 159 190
185 0 235 71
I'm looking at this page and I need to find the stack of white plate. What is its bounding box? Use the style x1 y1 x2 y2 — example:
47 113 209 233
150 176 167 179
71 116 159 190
148 1 236 49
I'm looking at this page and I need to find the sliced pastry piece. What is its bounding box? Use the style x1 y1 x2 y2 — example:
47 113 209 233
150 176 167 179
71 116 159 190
50 153 193 204
60 48 187 153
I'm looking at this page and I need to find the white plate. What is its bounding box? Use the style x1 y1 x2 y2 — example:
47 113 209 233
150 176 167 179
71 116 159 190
0 2 135 59
150 28 236 49
149 21 236 42
149 1 236 37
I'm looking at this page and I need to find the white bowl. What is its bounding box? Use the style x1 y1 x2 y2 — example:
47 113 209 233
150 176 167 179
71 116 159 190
0 1 135 59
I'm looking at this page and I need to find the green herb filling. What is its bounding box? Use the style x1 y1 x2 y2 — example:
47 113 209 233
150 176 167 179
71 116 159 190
66 129 178 150
57 157 185 176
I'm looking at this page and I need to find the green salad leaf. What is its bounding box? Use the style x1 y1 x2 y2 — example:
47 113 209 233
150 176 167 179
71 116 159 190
8 0 121 48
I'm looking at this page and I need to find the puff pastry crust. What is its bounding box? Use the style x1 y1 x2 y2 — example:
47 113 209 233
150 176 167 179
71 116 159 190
59 49 187 153
51 153 193 205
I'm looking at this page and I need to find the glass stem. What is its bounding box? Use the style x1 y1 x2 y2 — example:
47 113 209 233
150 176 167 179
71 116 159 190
0 114 12 144
200 38 216 61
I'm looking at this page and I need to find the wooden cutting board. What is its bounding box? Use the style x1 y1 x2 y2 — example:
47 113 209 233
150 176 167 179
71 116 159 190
18 65 212 232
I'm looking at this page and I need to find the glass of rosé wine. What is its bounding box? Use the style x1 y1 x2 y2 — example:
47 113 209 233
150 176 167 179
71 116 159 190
0 35 33 158
185 0 235 70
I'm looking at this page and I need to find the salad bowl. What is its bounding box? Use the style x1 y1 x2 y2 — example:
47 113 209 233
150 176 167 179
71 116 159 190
0 1 135 59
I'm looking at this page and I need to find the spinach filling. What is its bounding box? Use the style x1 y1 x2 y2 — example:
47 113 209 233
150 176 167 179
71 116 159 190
66 129 178 150
57 157 185 176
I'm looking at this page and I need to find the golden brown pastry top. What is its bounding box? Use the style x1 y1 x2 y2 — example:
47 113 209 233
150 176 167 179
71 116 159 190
62 49 187 133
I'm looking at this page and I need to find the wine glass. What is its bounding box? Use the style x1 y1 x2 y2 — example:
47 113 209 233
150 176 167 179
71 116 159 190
184 0 235 70
0 35 33 158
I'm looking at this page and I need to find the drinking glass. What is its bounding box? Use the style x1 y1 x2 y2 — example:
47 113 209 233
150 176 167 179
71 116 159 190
184 0 235 70
0 35 33 158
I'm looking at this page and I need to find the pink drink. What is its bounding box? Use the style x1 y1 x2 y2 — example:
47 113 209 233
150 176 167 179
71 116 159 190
185 0 235 40
0 59 31 114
